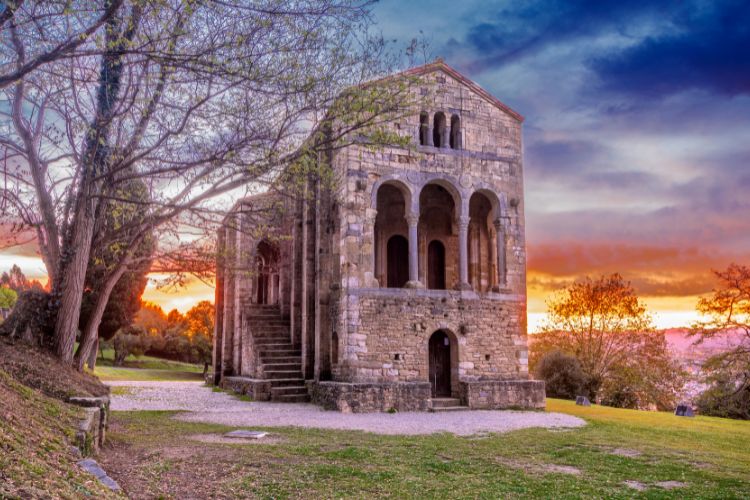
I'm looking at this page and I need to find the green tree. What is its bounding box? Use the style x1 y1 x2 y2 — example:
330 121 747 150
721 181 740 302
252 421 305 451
532 274 685 409
535 350 585 400
693 264 750 419
0 287 18 309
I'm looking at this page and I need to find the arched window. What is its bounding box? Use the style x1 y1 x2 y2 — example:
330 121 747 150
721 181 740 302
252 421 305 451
433 112 446 148
468 193 492 292
374 183 409 288
450 114 461 150
419 182 457 290
419 112 429 146
255 240 280 304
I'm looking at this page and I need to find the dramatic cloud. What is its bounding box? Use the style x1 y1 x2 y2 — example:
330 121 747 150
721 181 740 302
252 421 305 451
591 1 750 98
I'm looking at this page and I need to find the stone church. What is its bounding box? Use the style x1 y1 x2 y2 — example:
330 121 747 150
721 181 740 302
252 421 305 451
211 60 545 412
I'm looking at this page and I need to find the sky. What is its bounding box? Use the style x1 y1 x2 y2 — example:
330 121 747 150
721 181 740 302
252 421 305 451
2 0 749 329
373 0 750 330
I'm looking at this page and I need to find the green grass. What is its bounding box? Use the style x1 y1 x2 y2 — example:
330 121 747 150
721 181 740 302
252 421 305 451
104 400 750 498
91 347 203 382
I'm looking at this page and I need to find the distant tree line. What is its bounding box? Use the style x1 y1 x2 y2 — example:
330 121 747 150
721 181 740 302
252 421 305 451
106 301 214 368
531 265 750 420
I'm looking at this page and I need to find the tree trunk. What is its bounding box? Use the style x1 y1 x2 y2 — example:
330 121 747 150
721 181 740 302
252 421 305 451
87 336 99 371
53 3 139 363
55 208 97 363
75 258 129 371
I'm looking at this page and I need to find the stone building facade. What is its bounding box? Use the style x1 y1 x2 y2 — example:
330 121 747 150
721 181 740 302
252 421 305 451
212 61 544 412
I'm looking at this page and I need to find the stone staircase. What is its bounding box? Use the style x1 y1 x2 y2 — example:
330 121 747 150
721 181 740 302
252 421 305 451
429 397 469 412
246 304 309 403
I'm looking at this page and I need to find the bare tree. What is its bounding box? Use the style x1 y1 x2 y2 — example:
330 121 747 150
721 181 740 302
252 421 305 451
0 1 125 89
1 0 414 366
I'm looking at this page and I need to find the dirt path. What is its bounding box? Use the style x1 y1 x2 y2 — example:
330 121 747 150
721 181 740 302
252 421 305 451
109 381 585 435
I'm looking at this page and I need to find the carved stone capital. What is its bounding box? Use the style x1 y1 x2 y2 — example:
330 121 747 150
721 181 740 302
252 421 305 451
405 213 420 226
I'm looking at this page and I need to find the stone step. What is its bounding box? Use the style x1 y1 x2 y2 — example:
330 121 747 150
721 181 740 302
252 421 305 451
273 393 310 403
255 340 294 351
262 362 302 371
271 385 308 396
265 370 304 380
267 378 306 388
259 356 300 364
261 349 302 358
429 406 470 412
254 334 290 340
431 397 462 408
251 328 290 334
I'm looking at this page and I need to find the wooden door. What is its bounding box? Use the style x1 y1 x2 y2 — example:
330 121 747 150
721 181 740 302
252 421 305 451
429 330 451 397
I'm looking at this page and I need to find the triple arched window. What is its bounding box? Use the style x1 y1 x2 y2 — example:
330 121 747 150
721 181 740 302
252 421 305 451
419 112 461 150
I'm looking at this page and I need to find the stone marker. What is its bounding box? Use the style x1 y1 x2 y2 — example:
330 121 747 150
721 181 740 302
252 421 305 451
224 430 268 439
575 396 591 406
674 404 694 417
78 459 121 491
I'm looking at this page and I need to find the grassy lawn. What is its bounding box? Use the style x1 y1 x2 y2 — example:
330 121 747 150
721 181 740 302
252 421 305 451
101 399 750 499
91 347 203 382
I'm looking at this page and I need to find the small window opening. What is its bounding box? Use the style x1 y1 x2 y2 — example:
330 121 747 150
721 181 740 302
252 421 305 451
433 112 446 148
485 354 491 361
450 114 461 150
419 112 429 146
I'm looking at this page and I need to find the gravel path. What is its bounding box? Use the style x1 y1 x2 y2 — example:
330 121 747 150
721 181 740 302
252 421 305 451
108 380 585 436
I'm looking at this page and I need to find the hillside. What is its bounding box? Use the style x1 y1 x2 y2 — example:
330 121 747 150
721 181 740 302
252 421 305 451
0 340 116 498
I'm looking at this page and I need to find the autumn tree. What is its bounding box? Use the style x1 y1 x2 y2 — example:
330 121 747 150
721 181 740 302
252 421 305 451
0 264 31 292
693 264 750 419
1 0 411 366
531 273 684 409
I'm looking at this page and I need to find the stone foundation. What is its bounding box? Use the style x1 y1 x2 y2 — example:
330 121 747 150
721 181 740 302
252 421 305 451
310 381 431 413
221 376 272 401
459 380 545 410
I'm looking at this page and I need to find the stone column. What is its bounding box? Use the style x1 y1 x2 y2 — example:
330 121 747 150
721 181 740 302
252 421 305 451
405 213 422 288
442 127 450 149
493 218 507 289
427 126 434 147
456 215 472 290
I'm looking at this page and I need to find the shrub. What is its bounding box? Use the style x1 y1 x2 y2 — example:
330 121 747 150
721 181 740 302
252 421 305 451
535 350 586 399
696 368 750 420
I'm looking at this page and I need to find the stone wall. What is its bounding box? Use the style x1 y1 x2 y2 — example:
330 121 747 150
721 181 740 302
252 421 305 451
337 288 528 390
459 380 546 410
69 396 110 456
221 376 272 401
310 381 431 413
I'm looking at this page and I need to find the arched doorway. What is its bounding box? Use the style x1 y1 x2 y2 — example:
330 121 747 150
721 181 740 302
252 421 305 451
374 182 409 288
429 330 452 397
255 240 280 305
386 235 409 288
419 182 457 289
468 192 493 292
427 240 446 290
